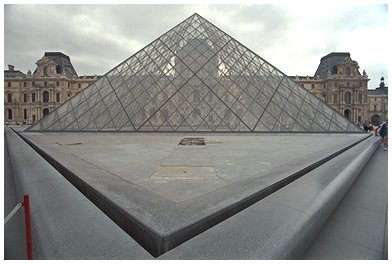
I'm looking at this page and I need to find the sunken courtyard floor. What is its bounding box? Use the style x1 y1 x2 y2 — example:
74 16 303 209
19 132 370 257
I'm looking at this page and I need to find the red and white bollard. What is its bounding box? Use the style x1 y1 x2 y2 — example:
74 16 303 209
4 194 33 260
23 195 33 260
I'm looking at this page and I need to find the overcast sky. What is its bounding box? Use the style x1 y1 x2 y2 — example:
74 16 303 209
3 3 389 89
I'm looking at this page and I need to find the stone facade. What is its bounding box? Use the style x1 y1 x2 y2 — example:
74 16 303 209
367 77 388 125
291 52 383 125
5 51 387 127
4 52 99 125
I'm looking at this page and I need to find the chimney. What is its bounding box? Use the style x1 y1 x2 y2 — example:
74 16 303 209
8 65 15 71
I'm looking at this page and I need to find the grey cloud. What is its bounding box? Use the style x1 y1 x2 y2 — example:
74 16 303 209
4 4 387 89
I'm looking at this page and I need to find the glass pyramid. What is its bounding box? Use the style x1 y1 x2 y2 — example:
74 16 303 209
27 13 363 133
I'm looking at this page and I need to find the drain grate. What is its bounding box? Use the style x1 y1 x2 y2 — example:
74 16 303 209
179 137 205 145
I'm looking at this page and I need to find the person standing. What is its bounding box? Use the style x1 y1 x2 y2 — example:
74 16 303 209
379 121 388 151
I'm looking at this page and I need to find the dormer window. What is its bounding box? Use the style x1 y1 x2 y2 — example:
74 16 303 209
44 66 49 77
345 67 350 77
332 65 338 74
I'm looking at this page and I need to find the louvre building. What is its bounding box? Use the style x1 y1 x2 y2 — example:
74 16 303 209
27 13 361 133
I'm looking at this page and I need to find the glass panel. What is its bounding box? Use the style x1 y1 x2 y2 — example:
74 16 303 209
296 111 313 130
328 120 345 132
77 111 95 130
56 101 74 120
64 120 80 131
73 100 89 118
112 111 133 130
58 111 75 130
118 120 135 132
69 92 86 108
82 119 98 131
94 110 113 130
242 111 258 129
86 91 102 110
46 120 62 131
276 110 296 131
89 98 107 119
101 119 116 131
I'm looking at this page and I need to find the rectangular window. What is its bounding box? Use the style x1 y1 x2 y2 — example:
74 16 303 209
56 81 60 86
44 81 47 87
333 94 338 104
24 109 27 120
23 93 27 102
78 83 81 88
32 93 36 102
374 105 377 111
24 82 27 87
334 82 337 87
7 93 12 102
32 81 35 86
7 82 11 87
56 93 60 102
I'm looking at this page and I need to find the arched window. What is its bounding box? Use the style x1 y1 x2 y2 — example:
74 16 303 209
43 108 50 116
7 109 12 120
345 67 351 77
344 92 351 104
43 91 49 103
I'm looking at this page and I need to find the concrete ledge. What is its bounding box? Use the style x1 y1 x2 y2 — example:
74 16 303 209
4 127 152 259
17 131 370 257
159 135 381 259
6 126 380 259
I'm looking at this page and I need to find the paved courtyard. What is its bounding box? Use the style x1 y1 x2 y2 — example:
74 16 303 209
21 132 369 256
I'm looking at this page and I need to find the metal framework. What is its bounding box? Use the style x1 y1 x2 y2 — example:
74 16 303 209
27 13 363 133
